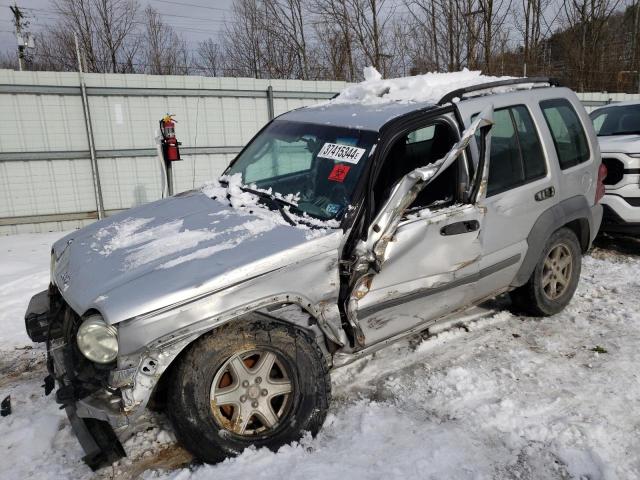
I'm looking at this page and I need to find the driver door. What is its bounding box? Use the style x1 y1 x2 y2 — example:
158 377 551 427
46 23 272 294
356 204 485 345
350 109 494 347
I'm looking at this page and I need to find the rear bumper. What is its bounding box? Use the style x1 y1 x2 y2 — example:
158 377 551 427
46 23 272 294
24 289 126 470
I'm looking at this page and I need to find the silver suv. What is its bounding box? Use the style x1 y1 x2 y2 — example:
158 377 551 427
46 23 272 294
25 78 603 469
590 102 640 234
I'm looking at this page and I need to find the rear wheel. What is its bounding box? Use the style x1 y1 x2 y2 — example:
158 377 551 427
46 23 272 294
510 227 582 316
167 316 331 464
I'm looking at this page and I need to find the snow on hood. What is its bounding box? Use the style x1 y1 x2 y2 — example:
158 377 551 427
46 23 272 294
325 67 516 106
597 134 640 153
51 178 341 324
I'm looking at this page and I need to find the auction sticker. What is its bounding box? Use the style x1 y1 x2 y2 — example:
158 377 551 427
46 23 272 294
317 143 365 164
328 164 351 182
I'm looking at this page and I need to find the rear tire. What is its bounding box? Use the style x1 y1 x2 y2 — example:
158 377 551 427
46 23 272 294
167 315 331 464
510 227 582 316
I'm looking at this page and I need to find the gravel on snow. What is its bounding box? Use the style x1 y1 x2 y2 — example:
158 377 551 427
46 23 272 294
0 232 639 479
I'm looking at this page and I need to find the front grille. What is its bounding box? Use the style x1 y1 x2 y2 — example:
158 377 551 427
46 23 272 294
602 157 625 185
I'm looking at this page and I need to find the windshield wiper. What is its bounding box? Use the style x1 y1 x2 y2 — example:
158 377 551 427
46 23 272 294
239 186 297 226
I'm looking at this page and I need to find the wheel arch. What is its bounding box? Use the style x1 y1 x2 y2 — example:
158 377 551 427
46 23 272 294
147 304 333 409
511 195 594 288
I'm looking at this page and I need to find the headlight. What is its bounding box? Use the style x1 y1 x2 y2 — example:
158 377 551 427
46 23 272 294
76 314 118 364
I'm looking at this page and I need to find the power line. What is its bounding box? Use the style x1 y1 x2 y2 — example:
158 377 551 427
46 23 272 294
147 0 232 13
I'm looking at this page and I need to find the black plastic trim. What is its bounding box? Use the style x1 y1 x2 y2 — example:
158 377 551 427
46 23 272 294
601 204 640 234
65 405 125 470
511 196 597 287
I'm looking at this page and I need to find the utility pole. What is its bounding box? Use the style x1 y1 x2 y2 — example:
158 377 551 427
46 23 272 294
10 3 33 71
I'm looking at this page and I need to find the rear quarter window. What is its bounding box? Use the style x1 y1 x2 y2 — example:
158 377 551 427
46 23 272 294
540 99 590 170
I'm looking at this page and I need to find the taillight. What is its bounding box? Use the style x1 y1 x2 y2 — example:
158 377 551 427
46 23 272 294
595 162 607 203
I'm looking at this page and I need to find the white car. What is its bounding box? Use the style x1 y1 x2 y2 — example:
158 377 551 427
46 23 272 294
590 102 640 234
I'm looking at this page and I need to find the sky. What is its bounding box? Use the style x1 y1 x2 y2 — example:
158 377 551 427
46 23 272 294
0 0 235 61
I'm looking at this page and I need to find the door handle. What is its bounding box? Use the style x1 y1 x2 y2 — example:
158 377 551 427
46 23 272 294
535 186 555 201
440 220 480 236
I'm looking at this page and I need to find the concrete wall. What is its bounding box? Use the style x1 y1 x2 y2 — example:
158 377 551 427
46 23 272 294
0 70 637 234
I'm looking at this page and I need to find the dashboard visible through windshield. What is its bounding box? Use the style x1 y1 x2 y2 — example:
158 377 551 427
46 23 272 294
226 120 378 220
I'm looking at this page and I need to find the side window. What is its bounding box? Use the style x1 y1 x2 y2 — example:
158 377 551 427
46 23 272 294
540 99 590 170
407 125 435 144
474 105 546 196
512 106 546 181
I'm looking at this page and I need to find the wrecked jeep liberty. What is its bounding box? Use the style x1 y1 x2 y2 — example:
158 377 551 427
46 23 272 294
25 71 604 468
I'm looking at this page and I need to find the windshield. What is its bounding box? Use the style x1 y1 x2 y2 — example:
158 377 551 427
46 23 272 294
225 120 377 220
591 104 640 136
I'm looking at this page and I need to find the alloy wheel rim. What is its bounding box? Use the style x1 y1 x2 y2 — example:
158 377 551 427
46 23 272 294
210 349 292 436
542 243 573 300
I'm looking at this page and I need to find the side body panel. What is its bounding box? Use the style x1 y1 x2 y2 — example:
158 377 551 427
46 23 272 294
455 87 601 295
355 204 484 345
116 231 344 356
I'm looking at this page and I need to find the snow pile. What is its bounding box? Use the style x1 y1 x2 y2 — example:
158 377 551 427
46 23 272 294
201 173 341 234
327 67 517 105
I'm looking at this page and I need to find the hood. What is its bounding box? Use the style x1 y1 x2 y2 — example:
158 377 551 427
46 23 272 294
52 191 340 324
597 134 640 153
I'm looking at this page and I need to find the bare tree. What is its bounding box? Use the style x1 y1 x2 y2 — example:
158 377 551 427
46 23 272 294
311 0 357 80
560 0 622 90
222 0 264 77
263 0 311 79
53 0 100 71
141 6 189 75
477 0 512 73
44 0 140 73
195 38 222 76
94 0 139 73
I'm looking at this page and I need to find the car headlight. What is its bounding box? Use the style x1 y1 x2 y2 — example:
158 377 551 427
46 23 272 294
76 314 118 364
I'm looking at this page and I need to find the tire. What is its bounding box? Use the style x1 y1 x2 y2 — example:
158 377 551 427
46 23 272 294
510 227 582 316
167 315 331 464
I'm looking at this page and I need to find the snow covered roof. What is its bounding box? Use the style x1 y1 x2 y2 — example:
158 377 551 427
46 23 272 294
330 67 515 106
280 67 520 131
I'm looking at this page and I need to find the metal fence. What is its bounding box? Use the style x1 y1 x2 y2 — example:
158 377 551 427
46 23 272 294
0 70 348 234
0 69 638 234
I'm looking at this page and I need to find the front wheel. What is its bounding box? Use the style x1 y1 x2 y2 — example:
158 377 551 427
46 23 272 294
167 316 331 464
510 227 582 316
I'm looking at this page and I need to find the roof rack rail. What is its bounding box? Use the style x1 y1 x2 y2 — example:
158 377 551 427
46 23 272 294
437 77 562 105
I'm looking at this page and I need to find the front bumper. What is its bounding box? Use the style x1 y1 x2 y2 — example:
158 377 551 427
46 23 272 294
25 289 126 470
601 204 640 234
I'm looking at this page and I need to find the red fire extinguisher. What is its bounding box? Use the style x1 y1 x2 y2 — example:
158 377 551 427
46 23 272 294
160 114 181 162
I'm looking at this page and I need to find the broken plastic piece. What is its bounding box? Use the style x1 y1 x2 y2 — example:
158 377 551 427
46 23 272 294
1 395 11 417
43 374 55 395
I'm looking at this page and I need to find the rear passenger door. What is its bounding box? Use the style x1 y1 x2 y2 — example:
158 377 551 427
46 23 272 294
459 101 554 302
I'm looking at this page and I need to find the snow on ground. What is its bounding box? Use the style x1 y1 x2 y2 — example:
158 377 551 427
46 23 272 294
325 67 518 106
0 232 64 349
1 231 639 479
